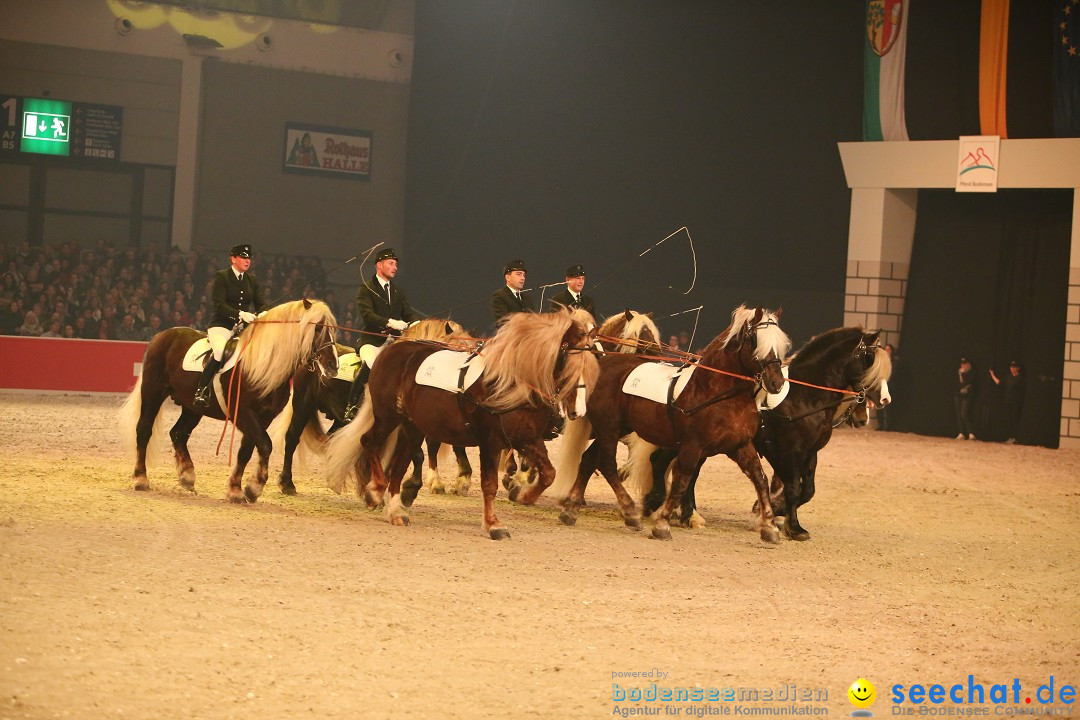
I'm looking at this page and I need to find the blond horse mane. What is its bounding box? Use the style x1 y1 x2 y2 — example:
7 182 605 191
236 299 337 396
598 311 661 353
862 339 893 390
713 304 791 362
401 317 477 350
481 309 598 412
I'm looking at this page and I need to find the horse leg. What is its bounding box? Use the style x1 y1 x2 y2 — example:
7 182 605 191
642 448 675 517
678 458 707 529
501 450 518 491
385 426 424 526
593 436 642 530
241 422 275 504
729 443 781 543
783 453 817 542
452 445 472 495
480 443 511 540
558 440 599 526
359 417 398 509
424 438 446 494
400 445 425 508
132 384 168 492
169 408 203 493
506 440 553 505
226 434 256 503
277 403 306 497
651 444 704 540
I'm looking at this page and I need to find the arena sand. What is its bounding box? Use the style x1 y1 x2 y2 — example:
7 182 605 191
0 394 1078 720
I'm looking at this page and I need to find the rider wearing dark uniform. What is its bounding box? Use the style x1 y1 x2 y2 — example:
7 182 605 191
343 247 420 421
194 243 269 408
490 259 535 324
548 264 597 318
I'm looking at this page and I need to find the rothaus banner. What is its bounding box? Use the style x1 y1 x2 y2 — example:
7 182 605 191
282 122 372 180
955 135 999 193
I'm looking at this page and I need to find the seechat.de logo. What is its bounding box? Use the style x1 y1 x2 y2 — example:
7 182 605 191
849 678 877 717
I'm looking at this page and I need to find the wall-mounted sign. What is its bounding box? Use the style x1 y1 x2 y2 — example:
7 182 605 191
1 94 122 161
283 122 371 180
955 135 999 193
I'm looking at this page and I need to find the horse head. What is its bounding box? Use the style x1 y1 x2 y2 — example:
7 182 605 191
851 329 892 409
557 309 601 420
726 306 789 395
308 313 339 384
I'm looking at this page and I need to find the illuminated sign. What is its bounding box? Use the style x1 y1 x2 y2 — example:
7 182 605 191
1 95 122 160
20 98 72 156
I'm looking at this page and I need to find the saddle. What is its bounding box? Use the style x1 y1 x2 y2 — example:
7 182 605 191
415 350 486 393
181 335 242 374
621 362 697 405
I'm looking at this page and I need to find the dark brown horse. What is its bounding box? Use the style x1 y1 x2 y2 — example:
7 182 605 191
119 299 338 502
272 318 476 498
637 327 892 540
324 309 598 539
555 305 790 542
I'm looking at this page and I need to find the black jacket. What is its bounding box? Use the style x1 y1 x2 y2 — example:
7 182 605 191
210 269 268 328
491 286 536 323
548 288 597 318
356 274 419 346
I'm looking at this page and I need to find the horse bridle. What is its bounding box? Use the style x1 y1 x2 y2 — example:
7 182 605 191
744 318 783 388
831 337 881 427
308 324 339 381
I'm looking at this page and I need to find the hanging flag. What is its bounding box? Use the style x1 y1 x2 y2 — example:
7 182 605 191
1053 0 1080 137
863 0 910 141
979 0 1010 137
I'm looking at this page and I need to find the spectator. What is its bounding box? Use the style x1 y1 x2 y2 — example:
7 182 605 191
1 300 21 335
115 313 142 341
41 319 62 337
989 360 1025 444
955 356 977 440
16 310 43 336
144 313 164 340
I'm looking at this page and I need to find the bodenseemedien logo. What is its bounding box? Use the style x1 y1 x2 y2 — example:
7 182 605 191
849 678 877 717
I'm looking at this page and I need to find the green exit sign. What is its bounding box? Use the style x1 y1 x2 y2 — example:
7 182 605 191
20 98 71 156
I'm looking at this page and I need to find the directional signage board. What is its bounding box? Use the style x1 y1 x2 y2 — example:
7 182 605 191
20 98 72 156
72 103 122 160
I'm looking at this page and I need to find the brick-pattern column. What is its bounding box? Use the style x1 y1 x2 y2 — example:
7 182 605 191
1063 267 1080 450
843 260 907 348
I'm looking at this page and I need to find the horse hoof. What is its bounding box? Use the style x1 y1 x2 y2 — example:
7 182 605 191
400 486 420 508
243 487 259 503
363 490 382 509
133 478 150 491
760 526 781 544
431 484 446 495
558 512 577 526
390 515 410 527
508 485 521 503
650 526 673 541
279 482 297 496
783 520 810 541
489 528 511 540
455 484 471 496
625 516 642 530
228 493 245 504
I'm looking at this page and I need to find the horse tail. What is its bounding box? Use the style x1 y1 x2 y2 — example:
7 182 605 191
267 390 293 452
549 416 592 501
324 394 374 494
117 372 171 466
623 432 661 504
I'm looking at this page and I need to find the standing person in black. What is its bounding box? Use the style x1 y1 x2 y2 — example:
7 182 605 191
954 356 977 440
490 259 535 324
548 264 598 319
989 360 1025 443
194 244 269 408
343 247 419 421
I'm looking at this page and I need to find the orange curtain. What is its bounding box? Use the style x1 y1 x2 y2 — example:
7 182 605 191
979 0 1009 137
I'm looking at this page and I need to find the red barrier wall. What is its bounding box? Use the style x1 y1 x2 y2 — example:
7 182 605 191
0 336 147 393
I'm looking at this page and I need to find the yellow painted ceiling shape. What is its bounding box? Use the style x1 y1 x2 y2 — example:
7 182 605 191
166 10 272 50
105 0 169 29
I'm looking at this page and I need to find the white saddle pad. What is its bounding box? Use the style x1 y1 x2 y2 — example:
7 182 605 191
181 338 242 374
415 350 486 393
756 364 791 410
622 362 697 405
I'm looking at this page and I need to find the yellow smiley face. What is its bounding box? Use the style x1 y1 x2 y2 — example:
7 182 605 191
848 678 876 708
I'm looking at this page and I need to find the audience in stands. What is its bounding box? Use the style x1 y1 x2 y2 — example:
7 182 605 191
0 240 338 342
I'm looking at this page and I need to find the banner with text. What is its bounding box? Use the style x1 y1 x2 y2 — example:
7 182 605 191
283 122 372 180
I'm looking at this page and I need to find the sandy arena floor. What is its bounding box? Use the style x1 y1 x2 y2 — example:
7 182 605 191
0 393 1078 720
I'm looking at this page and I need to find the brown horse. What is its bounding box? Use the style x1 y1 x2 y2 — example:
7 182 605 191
324 309 598 539
271 317 476 497
596 309 663 354
555 305 790 542
119 299 338 502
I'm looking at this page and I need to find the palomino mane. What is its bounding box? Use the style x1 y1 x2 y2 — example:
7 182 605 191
712 305 791 362
598 310 660 354
788 327 892 389
481 309 598 412
402 316 476 347
238 299 336 396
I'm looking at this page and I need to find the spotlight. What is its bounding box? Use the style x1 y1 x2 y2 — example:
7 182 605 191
115 17 133 36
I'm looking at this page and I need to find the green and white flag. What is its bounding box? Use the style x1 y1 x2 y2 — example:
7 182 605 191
863 0 910 141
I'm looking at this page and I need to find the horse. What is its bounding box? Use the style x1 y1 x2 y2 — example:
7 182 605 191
636 327 892 541
323 308 599 539
272 317 476 497
119 299 339 502
596 309 663 354
554 305 791 542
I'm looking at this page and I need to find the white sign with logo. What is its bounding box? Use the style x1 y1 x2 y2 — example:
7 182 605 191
283 122 372 180
955 135 999 193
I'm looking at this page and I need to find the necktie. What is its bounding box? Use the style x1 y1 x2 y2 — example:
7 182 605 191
572 292 579 305
514 292 521 303
238 273 243 283
385 282 391 305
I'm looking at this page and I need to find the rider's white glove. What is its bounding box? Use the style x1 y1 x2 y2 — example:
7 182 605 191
238 311 257 324
387 319 408 331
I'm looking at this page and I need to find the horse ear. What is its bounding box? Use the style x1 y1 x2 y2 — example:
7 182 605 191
623 309 634 322
775 306 783 320
867 329 881 343
445 321 454 335
645 312 653 318
303 298 312 310
752 307 764 325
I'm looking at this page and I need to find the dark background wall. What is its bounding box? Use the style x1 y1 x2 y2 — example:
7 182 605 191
400 1 866 343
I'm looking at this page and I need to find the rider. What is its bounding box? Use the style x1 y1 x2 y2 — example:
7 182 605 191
343 247 420 421
490 259 535 324
194 243 268 408
548 264 597 318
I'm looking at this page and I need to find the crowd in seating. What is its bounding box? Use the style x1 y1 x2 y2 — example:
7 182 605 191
0 240 355 344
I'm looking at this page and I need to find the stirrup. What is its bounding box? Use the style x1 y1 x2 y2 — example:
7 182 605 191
343 403 358 422
193 386 211 408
